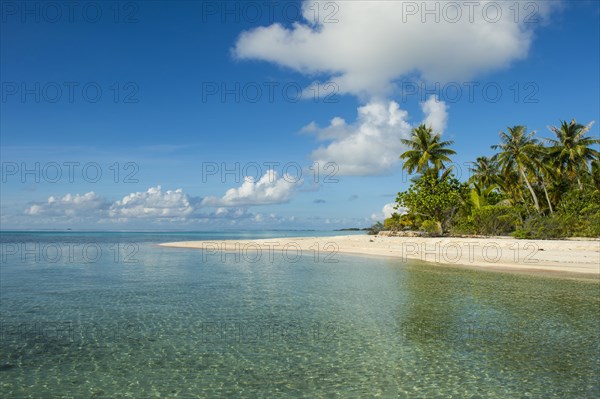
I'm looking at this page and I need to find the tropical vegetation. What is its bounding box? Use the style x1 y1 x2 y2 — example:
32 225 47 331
381 119 600 238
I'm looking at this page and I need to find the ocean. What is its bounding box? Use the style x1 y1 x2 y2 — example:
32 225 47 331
1 231 598 398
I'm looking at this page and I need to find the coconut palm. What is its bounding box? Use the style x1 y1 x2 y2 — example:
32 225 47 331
545 119 599 189
592 159 600 193
468 156 500 189
400 124 456 177
495 169 523 206
492 125 541 212
469 183 499 209
532 144 558 214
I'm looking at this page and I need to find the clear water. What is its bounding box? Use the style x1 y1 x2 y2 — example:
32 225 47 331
1 232 598 398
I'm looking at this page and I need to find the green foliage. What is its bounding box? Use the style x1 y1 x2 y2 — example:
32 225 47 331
391 118 599 239
400 124 456 176
556 189 600 237
383 216 400 231
512 215 565 239
420 220 442 236
468 184 504 210
471 205 519 236
511 190 600 239
384 213 417 231
583 212 600 237
492 125 543 211
591 159 600 192
558 188 599 214
468 156 500 188
448 215 475 235
368 221 384 235
395 173 467 233
546 119 600 185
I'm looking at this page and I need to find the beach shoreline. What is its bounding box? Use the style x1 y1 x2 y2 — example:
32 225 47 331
159 235 600 278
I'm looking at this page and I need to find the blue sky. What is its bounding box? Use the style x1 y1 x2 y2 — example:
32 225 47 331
1 0 599 230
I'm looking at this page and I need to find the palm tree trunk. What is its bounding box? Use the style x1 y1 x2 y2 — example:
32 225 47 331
538 174 554 214
520 167 540 211
542 184 554 214
519 192 531 217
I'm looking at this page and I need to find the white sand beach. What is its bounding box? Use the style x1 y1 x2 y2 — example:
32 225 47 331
160 235 600 277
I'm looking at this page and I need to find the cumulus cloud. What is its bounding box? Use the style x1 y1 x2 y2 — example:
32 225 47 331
382 203 395 220
233 1 558 97
193 208 292 225
19 182 304 227
25 192 110 217
307 96 447 175
20 176 304 227
24 188 196 222
201 170 301 207
209 207 253 219
421 96 448 133
371 202 407 221
252 212 291 224
108 186 195 219
233 1 560 176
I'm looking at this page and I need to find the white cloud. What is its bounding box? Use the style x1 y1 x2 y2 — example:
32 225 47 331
210 207 253 219
383 203 397 219
307 96 447 175
421 96 448 133
109 186 194 219
18 183 303 227
201 170 301 207
25 192 109 217
371 202 407 221
252 212 290 224
233 1 561 176
192 208 292 225
233 1 558 97
20 178 304 226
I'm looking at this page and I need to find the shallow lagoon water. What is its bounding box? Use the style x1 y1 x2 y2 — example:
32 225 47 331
1 232 599 398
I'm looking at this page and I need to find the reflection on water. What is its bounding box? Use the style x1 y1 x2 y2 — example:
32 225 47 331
1 232 598 397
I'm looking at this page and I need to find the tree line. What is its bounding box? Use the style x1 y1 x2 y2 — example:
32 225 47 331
378 119 600 238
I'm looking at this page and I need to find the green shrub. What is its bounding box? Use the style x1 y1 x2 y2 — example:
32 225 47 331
384 213 418 231
511 229 531 239
368 221 384 235
511 189 600 239
511 214 565 239
449 215 475 235
472 205 519 236
383 214 402 231
556 190 600 237
583 212 600 237
396 174 467 233
420 220 443 236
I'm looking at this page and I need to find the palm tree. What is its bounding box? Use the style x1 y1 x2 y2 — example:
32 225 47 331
492 126 541 212
545 119 599 189
468 156 499 188
495 169 523 206
533 144 557 214
400 124 456 177
469 183 499 209
592 159 600 193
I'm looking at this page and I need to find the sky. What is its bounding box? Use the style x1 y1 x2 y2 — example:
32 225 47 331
1 0 599 230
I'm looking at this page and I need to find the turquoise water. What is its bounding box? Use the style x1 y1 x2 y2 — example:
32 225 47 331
1 232 598 398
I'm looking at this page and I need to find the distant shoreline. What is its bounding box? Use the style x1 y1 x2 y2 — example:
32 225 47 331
160 235 600 278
